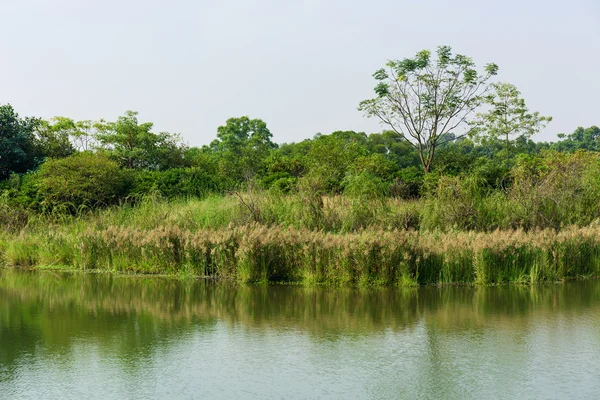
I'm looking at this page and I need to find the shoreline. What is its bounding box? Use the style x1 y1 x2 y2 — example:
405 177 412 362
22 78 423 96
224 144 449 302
6 264 597 287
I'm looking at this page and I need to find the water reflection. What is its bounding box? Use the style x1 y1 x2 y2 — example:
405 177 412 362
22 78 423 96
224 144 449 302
1 268 599 399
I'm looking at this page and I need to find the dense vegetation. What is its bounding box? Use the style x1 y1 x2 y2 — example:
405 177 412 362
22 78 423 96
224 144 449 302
1 46 599 284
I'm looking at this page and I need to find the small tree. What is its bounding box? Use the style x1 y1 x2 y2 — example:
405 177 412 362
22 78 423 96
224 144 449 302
471 82 551 159
359 46 498 173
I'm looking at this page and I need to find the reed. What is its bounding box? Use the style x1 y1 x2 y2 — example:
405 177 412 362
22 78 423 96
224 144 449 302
2 220 600 285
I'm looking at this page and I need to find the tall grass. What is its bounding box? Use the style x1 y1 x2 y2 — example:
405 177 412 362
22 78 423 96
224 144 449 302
2 219 600 285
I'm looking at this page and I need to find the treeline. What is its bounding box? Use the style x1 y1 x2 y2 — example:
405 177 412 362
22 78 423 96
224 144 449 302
1 101 599 209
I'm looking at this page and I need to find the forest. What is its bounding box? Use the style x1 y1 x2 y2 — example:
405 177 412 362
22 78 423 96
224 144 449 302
1 46 600 284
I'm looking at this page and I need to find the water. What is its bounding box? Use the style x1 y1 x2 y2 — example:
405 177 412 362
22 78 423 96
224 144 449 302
1 269 599 399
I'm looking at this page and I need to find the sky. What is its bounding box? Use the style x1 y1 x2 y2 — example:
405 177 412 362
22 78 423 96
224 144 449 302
1 0 599 146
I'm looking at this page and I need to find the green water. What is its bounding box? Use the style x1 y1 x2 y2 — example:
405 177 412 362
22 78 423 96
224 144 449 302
1 269 599 399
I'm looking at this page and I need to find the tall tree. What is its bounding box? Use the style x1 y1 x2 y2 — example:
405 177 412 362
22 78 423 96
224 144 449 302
0 104 38 179
471 82 551 159
210 116 276 181
358 46 498 173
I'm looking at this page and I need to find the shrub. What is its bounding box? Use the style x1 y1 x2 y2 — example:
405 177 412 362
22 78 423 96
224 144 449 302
36 152 128 213
421 174 502 231
508 151 600 229
391 167 423 199
129 168 219 199
260 172 298 193
343 172 389 199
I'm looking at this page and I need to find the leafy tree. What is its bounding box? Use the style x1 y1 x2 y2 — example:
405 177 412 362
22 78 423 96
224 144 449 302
95 111 186 170
183 146 219 173
33 119 76 159
0 104 38 180
472 82 552 159
350 153 398 181
305 131 369 192
359 46 498 173
432 138 479 176
210 116 277 182
366 131 422 169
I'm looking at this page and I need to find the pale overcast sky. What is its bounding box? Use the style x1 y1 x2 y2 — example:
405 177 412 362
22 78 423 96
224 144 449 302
1 0 599 146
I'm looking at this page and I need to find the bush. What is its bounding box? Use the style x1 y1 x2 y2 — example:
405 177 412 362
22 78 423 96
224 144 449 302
36 152 129 213
129 168 219 199
391 167 423 199
508 151 600 229
343 172 389 198
421 174 503 231
0 200 29 232
260 172 298 194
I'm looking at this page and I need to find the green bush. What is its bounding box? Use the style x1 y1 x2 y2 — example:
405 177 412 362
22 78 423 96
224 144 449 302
391 167 423 199
260 172 298 193
421 174 503 231
343 172 389 198
36 152 129 213
129 168 219 199
508 151 600 229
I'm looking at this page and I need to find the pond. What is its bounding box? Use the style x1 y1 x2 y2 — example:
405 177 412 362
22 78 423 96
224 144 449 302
1 268 599 399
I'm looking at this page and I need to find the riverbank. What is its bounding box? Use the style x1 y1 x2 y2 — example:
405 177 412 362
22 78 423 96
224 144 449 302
2 221 600 285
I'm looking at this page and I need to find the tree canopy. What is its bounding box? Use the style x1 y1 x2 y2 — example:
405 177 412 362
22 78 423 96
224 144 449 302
359 45 498 172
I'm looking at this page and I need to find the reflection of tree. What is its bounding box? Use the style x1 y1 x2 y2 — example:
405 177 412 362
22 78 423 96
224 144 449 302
1 269 600 385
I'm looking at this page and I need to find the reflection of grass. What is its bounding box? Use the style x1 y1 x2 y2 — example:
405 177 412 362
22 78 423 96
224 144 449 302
2 221 600 285
1 268 600 373
33 264 74 270
2 269 599 332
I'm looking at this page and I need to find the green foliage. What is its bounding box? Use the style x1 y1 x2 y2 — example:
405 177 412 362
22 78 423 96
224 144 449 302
552 126 600 152
96 111 187 170
32 119 76 159
260 172 298 193
36 153 129 213
421 174 502 231
359 46 498 172
305 131 369 192
0 197 29 233
210 116 276 182
472 82 552 156
129 168 219 198
0 104 39 179
392 167 423 199
508 151 600 229
343 172 389 199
